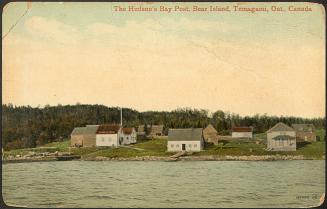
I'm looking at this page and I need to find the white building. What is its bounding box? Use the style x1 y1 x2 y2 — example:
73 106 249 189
96 124 121 147
231 127 253 138
119 128 137 145
96 124 137 147
167 128 204 152
267 122 296 151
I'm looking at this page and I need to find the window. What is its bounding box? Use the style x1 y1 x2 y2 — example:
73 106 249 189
176 144 179 148
102 137 105 142
171 144 174 148
188 144 192 148
194 144 197 148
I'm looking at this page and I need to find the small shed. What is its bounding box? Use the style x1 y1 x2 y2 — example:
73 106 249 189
148 125 164 137
292 124 316 143
231 127 253 138
167 128 204 152
267 122 296 151
203 124 219 145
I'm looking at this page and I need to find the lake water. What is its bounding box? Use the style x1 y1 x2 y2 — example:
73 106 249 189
2 160 325 208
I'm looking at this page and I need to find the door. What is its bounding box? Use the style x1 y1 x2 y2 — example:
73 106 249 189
182 144 186 151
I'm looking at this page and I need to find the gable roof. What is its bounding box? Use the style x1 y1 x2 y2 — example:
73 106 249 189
71 127 86 135
71 125 99 135
203 124 217 134
267 122 294 133
168 128 203 141
84 125 99 134
292 124 316 132
232 127 253 132
97 124 121 134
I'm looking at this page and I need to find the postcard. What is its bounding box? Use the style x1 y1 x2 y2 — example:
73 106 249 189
2 1 325 208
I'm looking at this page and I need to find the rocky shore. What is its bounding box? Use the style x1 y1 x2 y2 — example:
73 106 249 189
3 152 324 164
81 154 323 162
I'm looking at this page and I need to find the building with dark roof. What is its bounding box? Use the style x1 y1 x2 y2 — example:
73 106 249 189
95 124 137 147
292 124 316 142
266 122 296 151
167 128 204 152
231 126 253 138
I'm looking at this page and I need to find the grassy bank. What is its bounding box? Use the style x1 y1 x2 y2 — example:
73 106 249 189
4 130 326 160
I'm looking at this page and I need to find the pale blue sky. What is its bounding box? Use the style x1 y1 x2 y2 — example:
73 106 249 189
2 2 325 117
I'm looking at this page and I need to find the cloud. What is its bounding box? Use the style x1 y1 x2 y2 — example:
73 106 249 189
24 16 81 44
3 14 325 117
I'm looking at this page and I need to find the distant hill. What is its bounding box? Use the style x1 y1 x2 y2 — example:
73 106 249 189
2 104 325 150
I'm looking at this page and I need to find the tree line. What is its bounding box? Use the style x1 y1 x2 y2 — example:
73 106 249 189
2 104 325 150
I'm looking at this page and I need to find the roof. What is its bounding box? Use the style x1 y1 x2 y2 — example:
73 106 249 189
203 124 218 134
272 135 296 140
97 124 121 134
267 122 294 133
122 127 134 135
292 124 316 132
71 125 99 135
232 127 253 132
71 127 86 135
168 128 203 141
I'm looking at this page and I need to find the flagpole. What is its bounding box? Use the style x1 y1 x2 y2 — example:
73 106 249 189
120 107 123 126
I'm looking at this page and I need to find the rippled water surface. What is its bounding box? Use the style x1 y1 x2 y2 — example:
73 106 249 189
2 160 325 208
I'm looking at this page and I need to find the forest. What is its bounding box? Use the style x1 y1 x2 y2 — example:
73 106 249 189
2 104 325 150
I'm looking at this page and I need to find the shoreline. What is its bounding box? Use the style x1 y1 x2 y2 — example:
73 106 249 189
3 154 324 164
82 155 323 161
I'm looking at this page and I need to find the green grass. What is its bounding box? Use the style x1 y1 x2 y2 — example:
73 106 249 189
85 147 154 158
254 132 267 140
42 140 70 151
133 138 168 153
84 138 171 158
316 129 326 141
196 141 269 156
295 141 325 158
